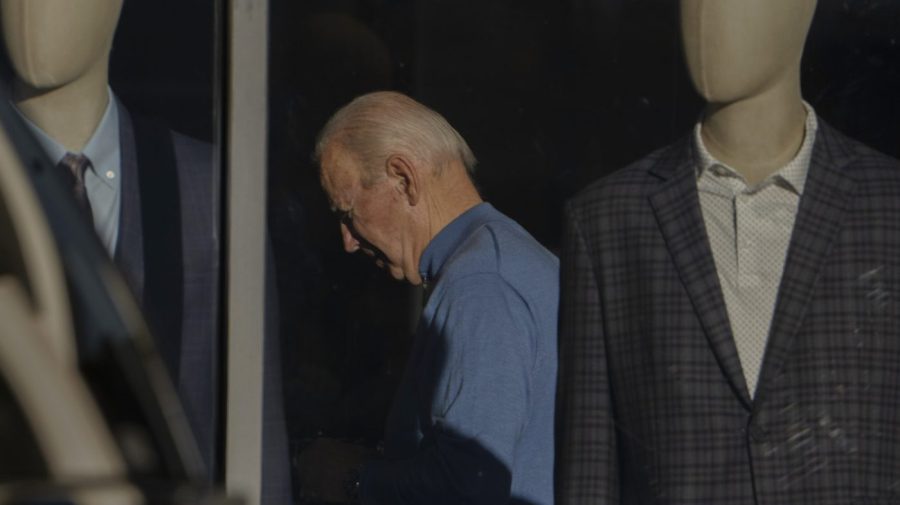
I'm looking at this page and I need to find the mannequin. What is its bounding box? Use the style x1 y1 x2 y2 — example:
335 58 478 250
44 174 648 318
556 0 900 503
1 3 291 503
1 0 120 152
682 0 819 397
682 0 815 184
3 0 123 253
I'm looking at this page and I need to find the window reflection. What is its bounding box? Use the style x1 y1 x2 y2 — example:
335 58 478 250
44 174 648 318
0 0 222 484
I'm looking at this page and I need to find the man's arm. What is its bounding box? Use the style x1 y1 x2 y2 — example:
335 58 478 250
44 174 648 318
360 276 534 505
555 202 618 505
361 428 512 505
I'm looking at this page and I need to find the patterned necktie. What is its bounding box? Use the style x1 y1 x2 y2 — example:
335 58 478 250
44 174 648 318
58 152 93 222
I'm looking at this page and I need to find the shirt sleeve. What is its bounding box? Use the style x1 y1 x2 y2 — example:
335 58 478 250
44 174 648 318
360 273 535 505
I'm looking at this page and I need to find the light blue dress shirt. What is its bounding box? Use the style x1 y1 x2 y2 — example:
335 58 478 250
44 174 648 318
16 88 122 254
362 203 559 505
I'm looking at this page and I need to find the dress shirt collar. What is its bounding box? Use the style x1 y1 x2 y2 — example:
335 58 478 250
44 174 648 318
419 202 495 285
16 87 120 189
693 101 818 195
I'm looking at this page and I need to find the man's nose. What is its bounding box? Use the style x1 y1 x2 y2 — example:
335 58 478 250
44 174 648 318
341 222 360 253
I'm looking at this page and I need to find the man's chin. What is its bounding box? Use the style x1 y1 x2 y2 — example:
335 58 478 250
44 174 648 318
370 258 411 283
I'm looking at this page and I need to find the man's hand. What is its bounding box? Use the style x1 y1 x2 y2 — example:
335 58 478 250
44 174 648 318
296 437 372 504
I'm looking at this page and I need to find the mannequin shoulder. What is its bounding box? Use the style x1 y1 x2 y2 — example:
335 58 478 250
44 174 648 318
568 136 690 215
815 119 900 174
169 130 213 175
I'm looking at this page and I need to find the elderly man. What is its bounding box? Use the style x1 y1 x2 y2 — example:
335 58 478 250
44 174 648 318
312 91 559 505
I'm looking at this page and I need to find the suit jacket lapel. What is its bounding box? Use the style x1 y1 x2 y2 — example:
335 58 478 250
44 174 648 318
649 138 753 409
114 103 145 305
753 120 857 408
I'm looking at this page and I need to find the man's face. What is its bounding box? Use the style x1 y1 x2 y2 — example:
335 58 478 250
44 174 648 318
320 146 422 285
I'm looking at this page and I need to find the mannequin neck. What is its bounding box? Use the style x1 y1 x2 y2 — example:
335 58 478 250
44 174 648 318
700 75 807 186
13 56 111 153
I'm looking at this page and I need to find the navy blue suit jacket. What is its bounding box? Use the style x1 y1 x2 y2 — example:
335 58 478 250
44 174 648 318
114 104 291 503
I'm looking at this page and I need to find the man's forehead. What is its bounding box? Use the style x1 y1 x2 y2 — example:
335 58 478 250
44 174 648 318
320 147 359 205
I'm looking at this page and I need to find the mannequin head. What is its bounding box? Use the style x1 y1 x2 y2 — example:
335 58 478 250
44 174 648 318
0 0 123 89
680 0 817 104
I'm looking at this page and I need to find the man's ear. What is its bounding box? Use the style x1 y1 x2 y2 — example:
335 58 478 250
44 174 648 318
386 154 420 205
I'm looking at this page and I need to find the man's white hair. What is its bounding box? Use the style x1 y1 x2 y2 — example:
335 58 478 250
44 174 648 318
315 91 477 186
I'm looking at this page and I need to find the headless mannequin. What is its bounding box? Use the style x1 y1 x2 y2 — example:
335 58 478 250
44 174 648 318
1 0 122 152
681 0 817 185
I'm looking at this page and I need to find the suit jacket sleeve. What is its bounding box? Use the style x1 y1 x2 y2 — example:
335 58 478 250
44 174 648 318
556 201 618 505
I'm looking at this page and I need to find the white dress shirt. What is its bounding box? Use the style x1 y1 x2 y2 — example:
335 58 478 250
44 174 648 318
694 103 818 397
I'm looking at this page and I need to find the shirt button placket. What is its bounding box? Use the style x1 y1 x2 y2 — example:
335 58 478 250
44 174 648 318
735 193 751 280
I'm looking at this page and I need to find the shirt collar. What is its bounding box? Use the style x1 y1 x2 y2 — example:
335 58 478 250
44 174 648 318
693 101 818 195
419 202 495 285
82 89 120 189
15 87 120 189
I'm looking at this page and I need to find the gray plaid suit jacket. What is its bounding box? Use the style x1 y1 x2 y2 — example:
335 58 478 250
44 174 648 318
114 104 291 503
556 119 900 505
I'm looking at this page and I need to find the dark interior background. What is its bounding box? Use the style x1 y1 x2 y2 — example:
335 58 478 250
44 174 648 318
110 0 216 142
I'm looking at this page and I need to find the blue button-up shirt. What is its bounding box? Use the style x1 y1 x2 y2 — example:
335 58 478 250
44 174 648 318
362 203 559 505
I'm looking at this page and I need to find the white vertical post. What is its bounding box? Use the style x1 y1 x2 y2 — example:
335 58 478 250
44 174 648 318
225 1 268 504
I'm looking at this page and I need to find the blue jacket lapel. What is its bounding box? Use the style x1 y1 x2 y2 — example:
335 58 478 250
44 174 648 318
114 103 145 305
112 103 185 385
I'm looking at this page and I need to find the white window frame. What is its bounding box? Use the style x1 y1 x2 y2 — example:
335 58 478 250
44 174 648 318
225 1 269 504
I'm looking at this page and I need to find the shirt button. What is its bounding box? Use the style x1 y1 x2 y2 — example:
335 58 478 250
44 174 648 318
106 170 116 179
